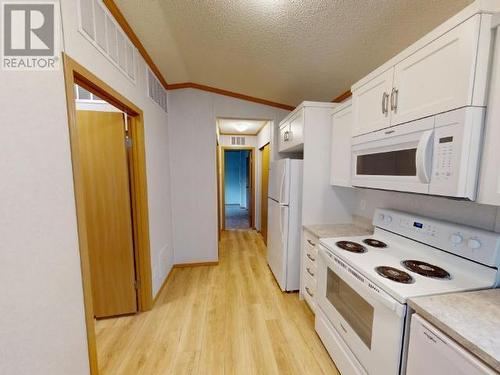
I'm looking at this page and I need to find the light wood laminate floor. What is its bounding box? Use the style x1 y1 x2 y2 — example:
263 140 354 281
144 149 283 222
95 230 340 375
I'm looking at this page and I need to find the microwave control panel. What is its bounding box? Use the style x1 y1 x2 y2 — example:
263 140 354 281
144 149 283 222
433 135 455 180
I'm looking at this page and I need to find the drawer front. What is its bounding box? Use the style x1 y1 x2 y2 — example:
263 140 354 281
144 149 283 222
303 268 317 312
304 255 317 279
304 231 319 260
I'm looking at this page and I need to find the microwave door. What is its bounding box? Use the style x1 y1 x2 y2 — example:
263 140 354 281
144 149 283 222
351 117 434 194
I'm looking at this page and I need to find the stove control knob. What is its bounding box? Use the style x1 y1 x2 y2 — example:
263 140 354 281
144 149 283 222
450 233 463 245
384 215 393 224
467 239 481 250
378 213 385 222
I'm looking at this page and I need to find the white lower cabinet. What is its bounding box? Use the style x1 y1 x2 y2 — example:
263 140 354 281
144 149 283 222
407 315 497 375
330 100 353 187
301 229 319 312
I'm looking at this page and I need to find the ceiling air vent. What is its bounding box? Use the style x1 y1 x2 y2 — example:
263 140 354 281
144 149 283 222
230 136 246 146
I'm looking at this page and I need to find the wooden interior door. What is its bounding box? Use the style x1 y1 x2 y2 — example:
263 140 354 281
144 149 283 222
260 144 270 244
77 110 137 318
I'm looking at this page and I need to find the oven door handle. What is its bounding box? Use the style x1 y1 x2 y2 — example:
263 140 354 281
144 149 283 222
319 248 406 317
416 129 434 183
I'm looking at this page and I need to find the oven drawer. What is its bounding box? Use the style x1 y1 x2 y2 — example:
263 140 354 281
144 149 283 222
303 267 317 312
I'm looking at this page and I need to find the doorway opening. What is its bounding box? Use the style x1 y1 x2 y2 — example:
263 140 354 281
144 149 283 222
63 54 152 375
224 149 252 229
220 147 256 230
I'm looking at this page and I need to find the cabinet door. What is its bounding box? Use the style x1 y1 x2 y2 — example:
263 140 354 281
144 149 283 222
278 122 289 152
391 15 481 126
330 104 353 187
352 69 393 136
287 109 304 149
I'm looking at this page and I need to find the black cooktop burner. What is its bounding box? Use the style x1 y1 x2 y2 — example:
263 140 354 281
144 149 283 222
402 260 451 279
375 266 414 284
335 241 367 253
363 238 388 248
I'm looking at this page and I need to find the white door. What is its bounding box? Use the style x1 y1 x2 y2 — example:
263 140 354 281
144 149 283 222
331 102 353 187
391 15 481 126
287 109 304 150
267 198 289 291
268 159 289 204
352 69 394 136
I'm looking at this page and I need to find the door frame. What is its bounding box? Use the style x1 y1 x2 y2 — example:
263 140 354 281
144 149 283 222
259 142 270 244
220 146 256 230
63 53 153 375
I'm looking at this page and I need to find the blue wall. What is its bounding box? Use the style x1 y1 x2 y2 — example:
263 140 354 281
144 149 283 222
225 150 249 206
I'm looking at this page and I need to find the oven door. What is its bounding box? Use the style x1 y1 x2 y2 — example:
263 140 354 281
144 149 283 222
317 246 407 375
351 117 434 194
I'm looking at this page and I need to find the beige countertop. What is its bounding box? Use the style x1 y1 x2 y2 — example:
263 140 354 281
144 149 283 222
303 217 373 239
409 289 500 372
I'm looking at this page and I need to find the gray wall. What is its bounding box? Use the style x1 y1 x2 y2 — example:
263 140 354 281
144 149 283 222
168 88 289 264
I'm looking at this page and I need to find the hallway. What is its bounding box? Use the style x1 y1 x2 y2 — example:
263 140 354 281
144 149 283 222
95 230 339 375
225 204 250 229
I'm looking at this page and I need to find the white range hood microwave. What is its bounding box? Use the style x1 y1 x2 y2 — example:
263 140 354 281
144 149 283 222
351 107 485 200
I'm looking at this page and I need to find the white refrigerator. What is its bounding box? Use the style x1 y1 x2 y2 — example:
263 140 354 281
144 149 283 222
267 158 303 291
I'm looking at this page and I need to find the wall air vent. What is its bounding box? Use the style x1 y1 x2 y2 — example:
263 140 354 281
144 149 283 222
147 68 168 113
230 136 246 146
78 0 136 83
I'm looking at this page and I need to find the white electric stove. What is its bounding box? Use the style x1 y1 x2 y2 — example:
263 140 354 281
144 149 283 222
315 209 500 375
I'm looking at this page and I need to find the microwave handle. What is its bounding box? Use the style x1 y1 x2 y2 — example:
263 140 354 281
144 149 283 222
416 130 434 183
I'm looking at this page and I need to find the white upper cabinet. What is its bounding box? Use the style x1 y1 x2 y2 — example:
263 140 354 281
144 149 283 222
351 3 498 137
352 69 393 136
330 101 353 187
287 110 304 151
279 121 290 152
391 16 481 125
279 109 303 153
279 102 335 153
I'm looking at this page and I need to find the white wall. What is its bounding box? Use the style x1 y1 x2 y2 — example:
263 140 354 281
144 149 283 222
354 189 500 233
0 63 90 375
1 2 174 374
61 0 174 297
168 89 289 263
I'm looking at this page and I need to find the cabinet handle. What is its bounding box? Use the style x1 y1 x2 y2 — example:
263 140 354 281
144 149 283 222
305 286 314 297
381 92 389 115
307 239 316 246
390 87 399 112
306 267 315 277
306 253 315 262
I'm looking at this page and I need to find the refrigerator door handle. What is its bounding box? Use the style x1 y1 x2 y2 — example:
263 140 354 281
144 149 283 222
280 204 286 253
279 165 286 204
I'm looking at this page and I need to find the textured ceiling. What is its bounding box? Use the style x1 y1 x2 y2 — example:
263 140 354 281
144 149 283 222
218 119 267 135
115 0 472 106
